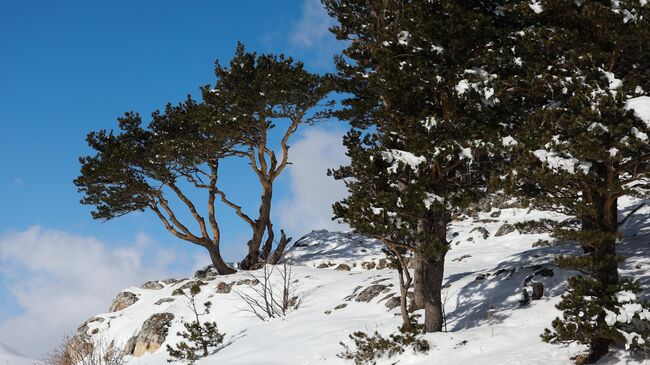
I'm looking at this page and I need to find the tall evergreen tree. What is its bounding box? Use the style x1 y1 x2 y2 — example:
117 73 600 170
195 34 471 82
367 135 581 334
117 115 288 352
325 0 509 332
202 44 331 269
499 1 650 361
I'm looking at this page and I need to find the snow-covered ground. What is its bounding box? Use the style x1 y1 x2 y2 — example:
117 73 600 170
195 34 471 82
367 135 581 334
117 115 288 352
57 199 650 365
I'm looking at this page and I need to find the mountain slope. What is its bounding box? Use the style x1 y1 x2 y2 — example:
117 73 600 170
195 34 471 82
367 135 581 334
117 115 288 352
66 199 650 365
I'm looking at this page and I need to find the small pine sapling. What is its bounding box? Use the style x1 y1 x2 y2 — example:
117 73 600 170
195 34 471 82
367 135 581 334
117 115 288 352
337 315 429 365
167 284 225 364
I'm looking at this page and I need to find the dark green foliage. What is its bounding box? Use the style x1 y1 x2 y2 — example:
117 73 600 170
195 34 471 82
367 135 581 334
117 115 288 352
324 0 514 331
542 276 650 361
167 284 225 364
495 1 650 361
338 317 429 365
200 43 332 268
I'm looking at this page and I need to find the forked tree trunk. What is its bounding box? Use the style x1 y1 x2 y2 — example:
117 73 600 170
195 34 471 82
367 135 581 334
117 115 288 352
240 185 273 270
206 245 236 275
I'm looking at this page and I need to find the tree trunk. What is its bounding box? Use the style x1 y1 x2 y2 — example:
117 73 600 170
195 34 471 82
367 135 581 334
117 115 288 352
267 230 292 265
206 245 236 275
414 254 445 332
240 184 273 270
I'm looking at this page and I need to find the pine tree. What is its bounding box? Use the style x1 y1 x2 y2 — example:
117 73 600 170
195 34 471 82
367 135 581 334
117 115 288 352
497 1 650 361
75 97 238 275
325 0 510 332
167 284 225 364
201 43 332 269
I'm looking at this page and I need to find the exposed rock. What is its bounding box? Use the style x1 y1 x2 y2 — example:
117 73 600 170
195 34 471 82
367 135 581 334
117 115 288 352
334 303 347 310
452 254 472 262
361 262 376 270
109 292 139 312
334 263 351 271
154 298 174 305
123 313 174 357
162 278 182 285
216 281 234 294
490 210 501 218
235 278 260 286
474 274 487 281
141 281 164 290
385 296 401 310
376 259 388 270
495 223 517 237
194 266 219 280
470 227 490 240
316 263 331 269
355 285 390 303
324 310 332 315
172 280 206 296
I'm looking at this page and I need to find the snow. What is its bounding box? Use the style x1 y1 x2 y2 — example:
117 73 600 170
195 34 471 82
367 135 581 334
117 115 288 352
397 31 411 46
529 0 544 14
51 198 650 365
381 149 426 174
502 135 518 147
626 96 650 126
533 149 591 174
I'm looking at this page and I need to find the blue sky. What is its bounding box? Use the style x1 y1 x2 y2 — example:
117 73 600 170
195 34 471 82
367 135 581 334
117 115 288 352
0 0 348 356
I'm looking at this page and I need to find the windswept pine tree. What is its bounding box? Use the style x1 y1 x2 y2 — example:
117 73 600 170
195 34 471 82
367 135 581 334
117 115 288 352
325 0 510 332
75 44 331 273
499 1 650 362
201 44 331 269
75 98 240 274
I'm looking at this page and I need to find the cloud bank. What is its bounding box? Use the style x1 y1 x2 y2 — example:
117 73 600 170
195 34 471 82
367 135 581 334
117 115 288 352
0 227 184 358
277 127 350 237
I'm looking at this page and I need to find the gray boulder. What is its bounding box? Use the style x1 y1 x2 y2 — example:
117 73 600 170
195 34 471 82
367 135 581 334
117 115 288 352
495 223 517 237
123 313 174 357
355 285 390 303
109 292 138 312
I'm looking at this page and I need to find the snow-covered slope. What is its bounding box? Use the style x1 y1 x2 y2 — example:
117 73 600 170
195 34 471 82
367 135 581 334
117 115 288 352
65 199 650 365
0 342 39 365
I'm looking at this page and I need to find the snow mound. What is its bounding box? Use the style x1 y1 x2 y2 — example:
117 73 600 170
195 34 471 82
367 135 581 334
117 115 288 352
284 230 387 268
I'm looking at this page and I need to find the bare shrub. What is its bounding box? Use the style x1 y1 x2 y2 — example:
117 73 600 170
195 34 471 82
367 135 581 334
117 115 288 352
235 260 301 320
44 334 124 365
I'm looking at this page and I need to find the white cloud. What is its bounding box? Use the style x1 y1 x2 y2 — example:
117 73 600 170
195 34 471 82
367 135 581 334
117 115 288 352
277 127 350 238
290 0 336 48
0 227 184 358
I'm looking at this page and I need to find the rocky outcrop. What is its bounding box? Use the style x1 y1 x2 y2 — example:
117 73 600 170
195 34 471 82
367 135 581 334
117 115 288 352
334 263 351 271
495 223 517 237
470 226 490 240
109 292 139 312
123 313 174 357
141 281 164 290
355 284 390 303
216 281 234 294
194 266 219 280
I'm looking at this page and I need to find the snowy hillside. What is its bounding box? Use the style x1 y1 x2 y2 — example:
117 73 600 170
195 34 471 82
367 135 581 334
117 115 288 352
63 199 650 365
0 343 39 365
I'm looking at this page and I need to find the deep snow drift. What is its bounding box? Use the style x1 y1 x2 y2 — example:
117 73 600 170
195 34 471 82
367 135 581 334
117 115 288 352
59 198 650 365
